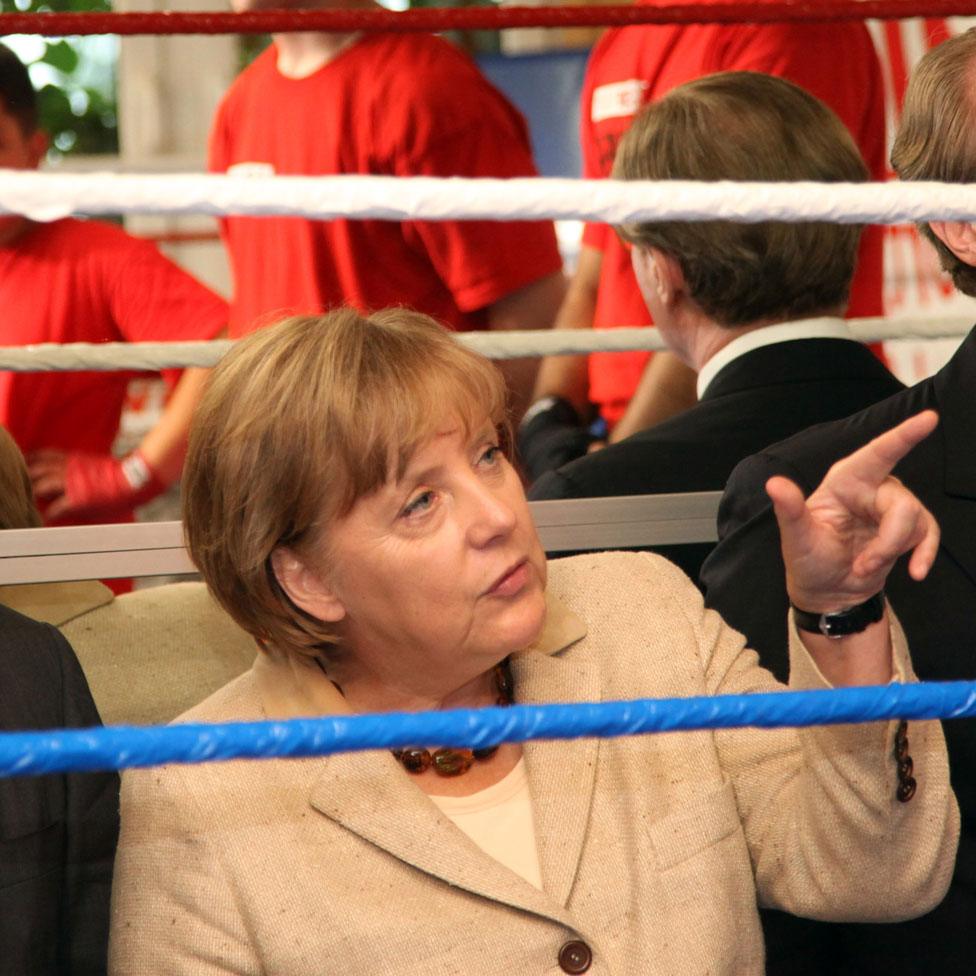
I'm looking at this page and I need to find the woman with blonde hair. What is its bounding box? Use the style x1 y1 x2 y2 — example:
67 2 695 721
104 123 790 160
110 307 957 975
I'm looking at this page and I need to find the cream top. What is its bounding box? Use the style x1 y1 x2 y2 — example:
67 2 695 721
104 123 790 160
429 759 544 890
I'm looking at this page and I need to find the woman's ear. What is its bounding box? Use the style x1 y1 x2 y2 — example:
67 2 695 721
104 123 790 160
270 547 346 623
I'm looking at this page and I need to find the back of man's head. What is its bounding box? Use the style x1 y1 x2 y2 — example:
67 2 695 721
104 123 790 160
614 71 868 328
0 43 38 135
891 28 976 296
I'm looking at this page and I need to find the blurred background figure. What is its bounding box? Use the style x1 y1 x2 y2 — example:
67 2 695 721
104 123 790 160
209 0 566 418
0 43 226 587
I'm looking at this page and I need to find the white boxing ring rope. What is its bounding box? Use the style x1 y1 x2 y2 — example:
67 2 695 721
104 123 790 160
6 171 976 225
0 170 969 372
0 315 970 372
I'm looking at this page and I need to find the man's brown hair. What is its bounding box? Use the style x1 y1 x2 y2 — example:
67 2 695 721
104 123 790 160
614 71 868 327
182 308 509 661
891 28 976 296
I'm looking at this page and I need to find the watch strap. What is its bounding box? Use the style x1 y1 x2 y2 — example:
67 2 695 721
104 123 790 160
791 591 886 639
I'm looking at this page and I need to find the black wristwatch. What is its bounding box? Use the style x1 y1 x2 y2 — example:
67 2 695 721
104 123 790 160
791 591 886 639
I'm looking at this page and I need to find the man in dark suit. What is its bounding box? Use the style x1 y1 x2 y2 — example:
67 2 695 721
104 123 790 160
0 604 119 975
0 421 118 973
700 29 976 975
528 72 902 581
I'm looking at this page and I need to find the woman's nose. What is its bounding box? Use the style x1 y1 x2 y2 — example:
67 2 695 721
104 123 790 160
465 482 518 547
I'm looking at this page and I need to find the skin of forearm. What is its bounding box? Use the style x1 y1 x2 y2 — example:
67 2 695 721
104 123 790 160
487 270 567 422
135 366 212 485
609 350 697 443
796 615 894 687
530 246 601 415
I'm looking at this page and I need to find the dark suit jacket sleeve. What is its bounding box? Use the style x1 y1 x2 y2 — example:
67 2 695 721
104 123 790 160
58 638 120 976
699 452 817 684
528 467 581 501
0 612 119 976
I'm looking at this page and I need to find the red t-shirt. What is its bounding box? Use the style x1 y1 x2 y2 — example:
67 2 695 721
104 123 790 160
581 9 887 423
209 34 563 337
0 217 228 523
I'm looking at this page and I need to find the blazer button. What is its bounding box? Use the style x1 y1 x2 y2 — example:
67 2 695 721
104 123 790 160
558 939 593 974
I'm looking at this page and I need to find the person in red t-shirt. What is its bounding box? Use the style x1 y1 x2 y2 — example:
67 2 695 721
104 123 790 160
209 0 566 418
0 45 228 535
522 5 886 479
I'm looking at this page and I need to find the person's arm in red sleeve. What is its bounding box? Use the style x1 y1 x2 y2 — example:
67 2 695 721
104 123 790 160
30 235 227 522
516 245 602 481
516 61 610 477
485 270 567 421
529 60 608 419
609 350 698 443
531 244 601 417
28 365 213 521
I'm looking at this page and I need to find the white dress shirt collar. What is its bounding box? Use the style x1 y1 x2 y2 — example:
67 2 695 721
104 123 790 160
696 316 855 400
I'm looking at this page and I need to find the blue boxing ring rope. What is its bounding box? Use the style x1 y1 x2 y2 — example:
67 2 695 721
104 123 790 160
3 680 976 778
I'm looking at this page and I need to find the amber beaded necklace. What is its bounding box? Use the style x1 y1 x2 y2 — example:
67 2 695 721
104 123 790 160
392 657 514 777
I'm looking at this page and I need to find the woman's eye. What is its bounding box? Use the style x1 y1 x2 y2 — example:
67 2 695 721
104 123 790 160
479 444 502 466
402 490 435 518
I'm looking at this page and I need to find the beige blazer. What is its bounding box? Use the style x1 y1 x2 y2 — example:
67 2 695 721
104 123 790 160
0 581 257 725
109 553 958 975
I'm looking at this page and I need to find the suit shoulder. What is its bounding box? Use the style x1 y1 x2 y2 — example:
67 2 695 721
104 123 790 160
0 603 102 729
0 603 69 678
745 377 934 483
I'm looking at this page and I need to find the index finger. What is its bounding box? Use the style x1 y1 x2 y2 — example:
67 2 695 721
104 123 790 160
833 410 938 484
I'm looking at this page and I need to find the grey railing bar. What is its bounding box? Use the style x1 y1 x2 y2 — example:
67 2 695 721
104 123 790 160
0 492 723 584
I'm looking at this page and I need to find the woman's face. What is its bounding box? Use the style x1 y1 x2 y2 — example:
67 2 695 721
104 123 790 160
293 420 547 700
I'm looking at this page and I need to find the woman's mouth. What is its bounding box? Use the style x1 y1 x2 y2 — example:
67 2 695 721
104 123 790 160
486 559 529 597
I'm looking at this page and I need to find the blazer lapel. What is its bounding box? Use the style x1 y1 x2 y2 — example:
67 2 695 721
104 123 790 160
253 596 591 925
308 749 573 924
514 645 600 908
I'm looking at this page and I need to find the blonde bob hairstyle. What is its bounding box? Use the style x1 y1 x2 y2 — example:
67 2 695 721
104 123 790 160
182 308 509 660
